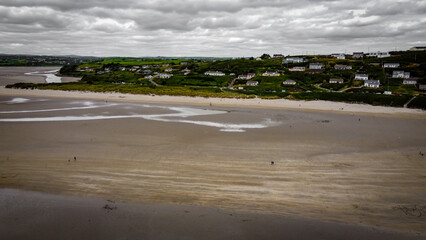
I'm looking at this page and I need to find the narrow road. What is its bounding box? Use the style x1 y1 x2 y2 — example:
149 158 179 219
314 83 331 92
404 94 417 108
149 78 159 86
228 78 237 88
338 86 362 92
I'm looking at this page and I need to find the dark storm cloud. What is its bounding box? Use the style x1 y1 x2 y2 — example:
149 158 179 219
0 0 425 56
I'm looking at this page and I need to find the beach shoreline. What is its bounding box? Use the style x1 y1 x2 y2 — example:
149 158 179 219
0 86 424 118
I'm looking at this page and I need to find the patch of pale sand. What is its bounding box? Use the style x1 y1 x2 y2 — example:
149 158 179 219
0 189 424 240
0 86 424 118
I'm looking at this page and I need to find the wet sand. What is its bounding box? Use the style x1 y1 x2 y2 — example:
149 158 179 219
0 95 425 239
1 189 424 240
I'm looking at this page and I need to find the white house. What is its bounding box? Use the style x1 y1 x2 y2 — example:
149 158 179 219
329 78 344 84
205 71 225 76
392 71 410 78
331 53 345 59
364 80 380 88
309 63 323 69
283 80 297 85
403 78 417 85
334 65 352 70
164 68 173 72
238 73 256 80
283 57 305 63
384 63 400 68
355 74 368 80
419 84 426 90
367 51 390 58
246 81 259 86
289 66 305 72
157 73 173 78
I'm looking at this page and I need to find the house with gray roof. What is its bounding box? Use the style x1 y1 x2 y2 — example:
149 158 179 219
353 52 364 58
334 64 352 70
283 57 306 63
309 63 323 70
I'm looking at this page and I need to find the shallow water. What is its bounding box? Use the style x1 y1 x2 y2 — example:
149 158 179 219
0 97 279 132
25 69 62 83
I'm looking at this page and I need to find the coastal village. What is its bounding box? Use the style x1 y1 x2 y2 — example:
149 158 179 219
72 48 425 94
6 48 426 109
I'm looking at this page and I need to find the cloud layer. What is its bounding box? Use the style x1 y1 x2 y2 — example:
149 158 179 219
0 0 425 57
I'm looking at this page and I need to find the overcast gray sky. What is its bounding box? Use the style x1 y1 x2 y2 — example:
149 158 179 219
0 0 425 57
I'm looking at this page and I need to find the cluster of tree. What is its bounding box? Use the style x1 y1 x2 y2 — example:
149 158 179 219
0 55 99 66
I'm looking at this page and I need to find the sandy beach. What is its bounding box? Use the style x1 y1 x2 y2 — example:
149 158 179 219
0 67 425 239
1 86 425 118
